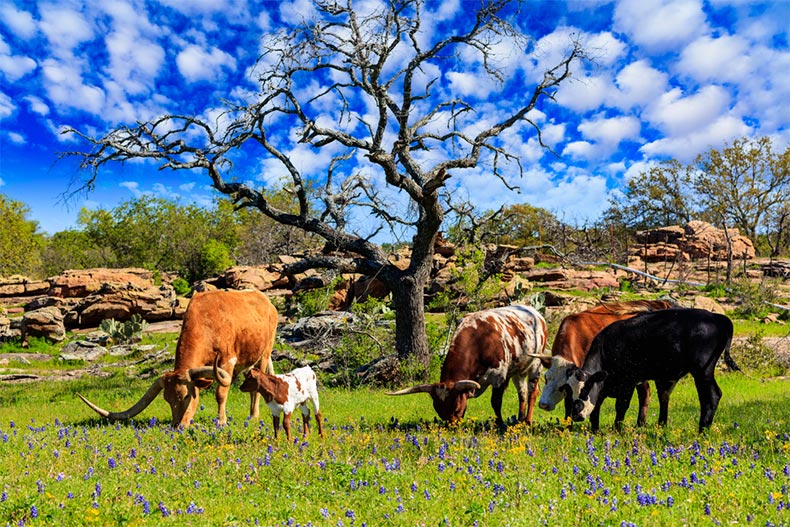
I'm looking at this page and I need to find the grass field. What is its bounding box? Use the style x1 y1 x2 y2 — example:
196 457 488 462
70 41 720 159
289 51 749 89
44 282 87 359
1 369 789 526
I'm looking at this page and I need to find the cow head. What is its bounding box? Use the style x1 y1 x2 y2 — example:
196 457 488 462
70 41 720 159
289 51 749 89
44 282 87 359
565 367 607 422
77 364 232 428
386 380 481 423
533 355 575 411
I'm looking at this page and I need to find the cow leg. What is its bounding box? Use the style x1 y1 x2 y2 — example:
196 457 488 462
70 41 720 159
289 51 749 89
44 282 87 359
614 394 632 432
635 381 651 427
491 383 507 429
694 377 722 433
272 414 280 438
283 412 293 441
563 391 573 423
215 382 230 426
590 401 602 433
315 410 324 438
301 405 311 438
655 380 677 427
249 391 261 420
523 376 540 425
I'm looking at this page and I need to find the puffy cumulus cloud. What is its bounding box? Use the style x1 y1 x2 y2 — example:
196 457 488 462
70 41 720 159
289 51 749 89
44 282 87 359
613 0 707 53
0 40 37 82
555 75 613 113
279 0 320 22
585 31 627 67
39 4 94 57
562 141 596 159
176 45 237 83
640 114 750 160
41 58 106 115
7 131 25 145
119 181 143 197
533 170 612 223
101 1 166 95
611 60 669 110
644 85 731 137
23 96 50 116
0 92 16 120
0 4 37 39
579 115 641 147
446 70 498 99
157 0 250 21
677 35 752 83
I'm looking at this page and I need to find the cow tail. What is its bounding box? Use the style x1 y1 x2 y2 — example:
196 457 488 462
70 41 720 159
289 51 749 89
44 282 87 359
722 337 741 372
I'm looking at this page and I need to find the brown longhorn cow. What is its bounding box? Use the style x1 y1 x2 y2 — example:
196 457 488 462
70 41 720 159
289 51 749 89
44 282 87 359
532 299 675 425
77 289 277 428
388 305 548 428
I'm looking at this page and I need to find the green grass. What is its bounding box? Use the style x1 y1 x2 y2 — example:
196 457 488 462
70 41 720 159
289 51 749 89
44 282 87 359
1 371 789 527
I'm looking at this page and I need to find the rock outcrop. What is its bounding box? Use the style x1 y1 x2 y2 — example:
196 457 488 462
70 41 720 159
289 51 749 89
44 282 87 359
634 220 755 262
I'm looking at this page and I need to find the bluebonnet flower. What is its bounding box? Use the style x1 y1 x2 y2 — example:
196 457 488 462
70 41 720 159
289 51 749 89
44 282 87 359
705 503 711 515
108 457 117 469
159 502 170 517
30 505 38 519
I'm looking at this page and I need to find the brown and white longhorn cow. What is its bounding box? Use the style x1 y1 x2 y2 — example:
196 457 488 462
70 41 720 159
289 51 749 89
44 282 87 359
388 305 547 428
531 299 674 425
78 289 277 428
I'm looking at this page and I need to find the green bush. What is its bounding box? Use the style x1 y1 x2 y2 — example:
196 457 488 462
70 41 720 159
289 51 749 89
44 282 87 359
171 277 191 296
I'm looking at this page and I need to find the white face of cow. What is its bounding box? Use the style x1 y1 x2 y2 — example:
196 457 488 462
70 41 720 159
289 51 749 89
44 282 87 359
538 356 574 411
567 369 607 421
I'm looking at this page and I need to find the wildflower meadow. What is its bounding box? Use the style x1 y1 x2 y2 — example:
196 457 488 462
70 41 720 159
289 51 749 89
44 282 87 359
1 370 789 527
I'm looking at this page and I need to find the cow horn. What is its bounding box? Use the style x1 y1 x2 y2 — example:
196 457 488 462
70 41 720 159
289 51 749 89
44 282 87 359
386 384 435 395
188 365 232 385
526 353 553 360
211 355 233 387
77 378 164 421
451 380 481 392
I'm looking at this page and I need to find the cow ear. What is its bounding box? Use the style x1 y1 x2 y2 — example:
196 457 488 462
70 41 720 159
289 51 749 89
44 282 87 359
588 371 607 384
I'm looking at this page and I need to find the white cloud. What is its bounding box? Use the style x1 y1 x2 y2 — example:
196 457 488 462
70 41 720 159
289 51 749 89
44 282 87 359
555 75 612 112
39 5 94 57
640 114 750 160
7 131 25 144
119 181 142 197
585 32 627 67
677 35 752 83
565 115 641 160
0 92 15 120
41 58 106 115
611 60 669 110
613 0 708 53
644 85 731 137
176 45 237 83
0 4 37 39
0 51 36 82
446 71 497 99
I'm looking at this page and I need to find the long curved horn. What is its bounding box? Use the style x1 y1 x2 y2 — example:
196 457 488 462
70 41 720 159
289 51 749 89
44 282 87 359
189 365 232 385
386 383 435 396
526 353 553 360
451 380 481 391
212 355 232 387
77 378 164 420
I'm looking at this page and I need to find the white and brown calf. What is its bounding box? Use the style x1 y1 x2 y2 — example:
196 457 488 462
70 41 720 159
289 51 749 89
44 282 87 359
240 366 324 441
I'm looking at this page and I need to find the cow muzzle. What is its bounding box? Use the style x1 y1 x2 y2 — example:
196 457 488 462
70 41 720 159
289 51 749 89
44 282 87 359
571 399 585 422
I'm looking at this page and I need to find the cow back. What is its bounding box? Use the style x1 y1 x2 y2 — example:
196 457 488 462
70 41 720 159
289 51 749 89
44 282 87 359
174 290 278 374
587 308 733 384
441 305 547 387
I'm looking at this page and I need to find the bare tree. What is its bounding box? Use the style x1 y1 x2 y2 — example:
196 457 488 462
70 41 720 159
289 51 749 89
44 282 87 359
63 0 586 373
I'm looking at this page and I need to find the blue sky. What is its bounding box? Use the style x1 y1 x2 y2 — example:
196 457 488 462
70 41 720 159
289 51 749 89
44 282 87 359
0 0 788 236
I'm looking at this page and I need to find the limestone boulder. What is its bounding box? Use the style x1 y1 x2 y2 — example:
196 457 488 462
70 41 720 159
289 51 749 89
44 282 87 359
222 265 289 291
72 283 177 328
59 341 107 362
48 268 155 298
0 275 50 298
635 221 755 262
21 306 66 342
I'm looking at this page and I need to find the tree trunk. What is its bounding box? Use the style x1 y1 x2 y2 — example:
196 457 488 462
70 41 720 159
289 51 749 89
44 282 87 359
389 272 431 377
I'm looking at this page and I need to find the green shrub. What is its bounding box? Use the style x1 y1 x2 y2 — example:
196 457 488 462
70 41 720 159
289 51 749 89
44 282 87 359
729 331 787 377
171 277 191 296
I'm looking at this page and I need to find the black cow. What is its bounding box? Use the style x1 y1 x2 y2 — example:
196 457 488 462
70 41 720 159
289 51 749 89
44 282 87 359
566 308 738 433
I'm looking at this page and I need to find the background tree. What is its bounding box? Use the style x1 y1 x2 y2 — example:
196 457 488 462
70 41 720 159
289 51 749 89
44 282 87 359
66 0 587 372
0 194 44 277
40 230 112 277
693 136 790 244
604 159 695 230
